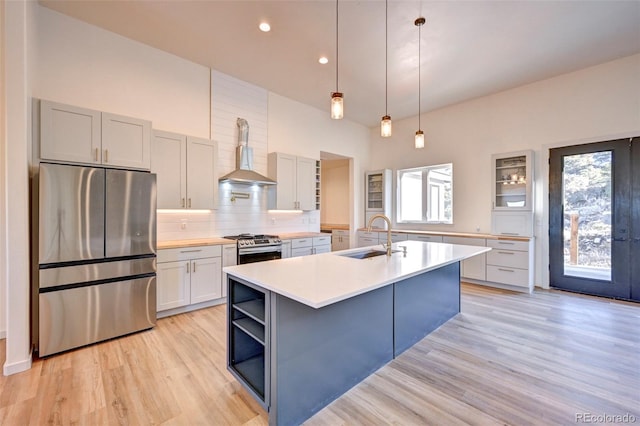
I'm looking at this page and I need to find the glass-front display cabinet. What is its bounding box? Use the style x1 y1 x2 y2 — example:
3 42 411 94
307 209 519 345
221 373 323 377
492 151 533 210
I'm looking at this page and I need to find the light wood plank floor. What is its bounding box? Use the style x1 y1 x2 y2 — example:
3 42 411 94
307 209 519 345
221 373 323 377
1 283 638 425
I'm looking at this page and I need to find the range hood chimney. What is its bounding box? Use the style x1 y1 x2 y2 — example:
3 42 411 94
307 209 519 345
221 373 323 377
218 118 276 186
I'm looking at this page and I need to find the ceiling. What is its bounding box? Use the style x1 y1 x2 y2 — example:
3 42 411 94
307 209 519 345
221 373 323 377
39 0 640 128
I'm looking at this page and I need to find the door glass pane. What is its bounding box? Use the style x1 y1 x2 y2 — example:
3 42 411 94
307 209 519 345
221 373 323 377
563 151 612 280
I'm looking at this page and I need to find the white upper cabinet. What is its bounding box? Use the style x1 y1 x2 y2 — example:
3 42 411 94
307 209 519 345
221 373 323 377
101 112 151 170
151 131 187 208
491 150 534 237
151 131 218 210
268 152 318 211
186 136 218 209
40 100 151 170
491 150 533 211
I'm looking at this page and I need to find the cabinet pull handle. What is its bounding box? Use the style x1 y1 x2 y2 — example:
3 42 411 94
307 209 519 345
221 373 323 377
193 261 196 272
498 268 515 273
180 249 202 253
497 251 514 255
94 147 99 162
498 241 515 245
188 198 192 208
181 198 185 208
186 262 190 273
104 149 109 163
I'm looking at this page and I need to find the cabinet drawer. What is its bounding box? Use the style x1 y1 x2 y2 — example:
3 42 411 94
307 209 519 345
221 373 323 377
158 245 222 263
357 237 379 247
291 247 314 257
291 238 313 249
358 231 380 240
486 265 529 288
313 236 331 246
487 249 529 270
442 236 486 247
487 239 529 252
388 233 408 242
332 229 349 237
407 234 443 243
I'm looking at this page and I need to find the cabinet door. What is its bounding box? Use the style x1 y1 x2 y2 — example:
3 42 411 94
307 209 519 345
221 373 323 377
271 153 297 209
152 131 187 209
222 244 237 298
296 156 317 210
357 236 378 248
157 261 190 311
186 137 218 209
190 257 222 304
442 236 486 281
102 112 151 170
281 241 292 258
40 100 101 164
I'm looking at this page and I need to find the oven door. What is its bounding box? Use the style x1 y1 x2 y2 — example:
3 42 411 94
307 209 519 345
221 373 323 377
238 246 282 264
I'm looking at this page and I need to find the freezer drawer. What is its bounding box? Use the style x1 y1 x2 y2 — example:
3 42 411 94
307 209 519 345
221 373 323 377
38 276 156 356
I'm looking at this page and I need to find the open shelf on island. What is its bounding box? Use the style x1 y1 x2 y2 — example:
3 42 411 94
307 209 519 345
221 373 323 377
233 300 265 324
233 318 265 345
233 354 265 398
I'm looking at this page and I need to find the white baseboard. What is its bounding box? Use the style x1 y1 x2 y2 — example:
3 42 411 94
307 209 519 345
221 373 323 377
3 354 32 376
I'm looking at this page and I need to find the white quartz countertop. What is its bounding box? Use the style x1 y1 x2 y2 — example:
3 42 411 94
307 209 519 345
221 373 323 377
224 240 490 309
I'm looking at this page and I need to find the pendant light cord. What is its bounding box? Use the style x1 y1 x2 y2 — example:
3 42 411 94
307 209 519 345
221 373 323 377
336 0 339 92
385 0 388 116
418 20 421 130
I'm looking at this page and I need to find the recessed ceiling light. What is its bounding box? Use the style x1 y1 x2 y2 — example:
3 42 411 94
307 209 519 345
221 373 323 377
318 56 329 65
259 22 271 32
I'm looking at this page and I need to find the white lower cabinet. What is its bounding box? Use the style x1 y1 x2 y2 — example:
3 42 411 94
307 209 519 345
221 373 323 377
486 239 533 290
281 240 292 259
442 236 487 281
356 231 382 248
289 236 332 257
157 245 223 313
407 234 443 243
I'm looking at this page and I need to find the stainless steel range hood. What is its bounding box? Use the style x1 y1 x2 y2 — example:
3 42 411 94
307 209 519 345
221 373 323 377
218 118 276 186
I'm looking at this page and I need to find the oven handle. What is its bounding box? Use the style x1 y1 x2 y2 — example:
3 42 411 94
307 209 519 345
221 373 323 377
239 246 283 255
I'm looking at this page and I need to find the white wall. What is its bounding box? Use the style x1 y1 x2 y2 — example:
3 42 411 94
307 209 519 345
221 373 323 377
370 53 640 288
2 0 33 375
0 0 6 340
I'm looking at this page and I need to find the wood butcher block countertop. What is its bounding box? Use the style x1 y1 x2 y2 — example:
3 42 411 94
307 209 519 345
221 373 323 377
320 223 350 231
358 228 531 242
157 238 236 250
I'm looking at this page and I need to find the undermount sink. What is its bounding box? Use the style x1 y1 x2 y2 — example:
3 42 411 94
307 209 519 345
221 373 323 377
339 249 401 259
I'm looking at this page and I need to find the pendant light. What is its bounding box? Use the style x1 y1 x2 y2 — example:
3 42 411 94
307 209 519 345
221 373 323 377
380 0 392 137
414 17 425 149
331 0 343 119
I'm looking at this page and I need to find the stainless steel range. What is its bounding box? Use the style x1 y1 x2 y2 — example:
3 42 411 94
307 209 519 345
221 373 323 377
224 234 283 264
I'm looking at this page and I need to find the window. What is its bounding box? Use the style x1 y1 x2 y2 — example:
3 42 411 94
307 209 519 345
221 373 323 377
397 163 452 224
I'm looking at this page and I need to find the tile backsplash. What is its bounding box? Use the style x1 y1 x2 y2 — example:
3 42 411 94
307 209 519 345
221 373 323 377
157 183 320 240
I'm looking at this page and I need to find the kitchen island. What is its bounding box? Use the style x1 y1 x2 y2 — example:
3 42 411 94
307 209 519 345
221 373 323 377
224 240 489 426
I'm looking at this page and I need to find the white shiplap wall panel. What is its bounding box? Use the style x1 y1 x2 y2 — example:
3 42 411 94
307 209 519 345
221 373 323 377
211 69 268 178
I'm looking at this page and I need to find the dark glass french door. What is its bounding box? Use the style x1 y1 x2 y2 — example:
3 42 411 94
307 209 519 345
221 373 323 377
549 137 639 301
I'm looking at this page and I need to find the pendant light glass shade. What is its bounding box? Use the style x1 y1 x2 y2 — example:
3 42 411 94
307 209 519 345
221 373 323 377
331 92 344 119
381 115 392 137
330 0 344 119
415 130 424 149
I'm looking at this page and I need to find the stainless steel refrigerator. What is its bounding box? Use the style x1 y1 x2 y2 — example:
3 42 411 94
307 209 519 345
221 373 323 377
35 162 157 356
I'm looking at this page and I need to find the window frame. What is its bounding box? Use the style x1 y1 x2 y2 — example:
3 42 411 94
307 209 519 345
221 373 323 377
396 163 453 224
